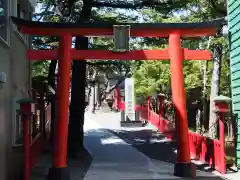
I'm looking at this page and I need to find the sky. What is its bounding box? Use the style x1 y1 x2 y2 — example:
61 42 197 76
35 2 185 23
35 3 143 22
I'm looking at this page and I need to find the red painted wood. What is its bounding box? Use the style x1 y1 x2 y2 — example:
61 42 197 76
19 25 217 37
169 33 191 163
116 88 121 110
183 49 211 60
53 35 72 168
24 115 30 180
219 113 226 173
18 14 224 177
26 49 212 61
158 95 165 132
116 96 226 174
29 104 51 172
188 132 225 174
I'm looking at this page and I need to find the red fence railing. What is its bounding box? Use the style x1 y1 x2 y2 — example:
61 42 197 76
114 88 227 174
18 98 51 180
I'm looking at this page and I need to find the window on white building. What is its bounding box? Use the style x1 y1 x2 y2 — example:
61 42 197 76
13 110 24 146
0 0 7 40
17 2 29 44
12 99 24 147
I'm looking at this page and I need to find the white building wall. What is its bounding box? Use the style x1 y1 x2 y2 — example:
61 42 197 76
0 0 35 179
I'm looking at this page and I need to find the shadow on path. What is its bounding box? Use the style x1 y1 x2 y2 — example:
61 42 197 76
107 128 226 180
30 146 92 180
109 129 177 164
30 127 226 179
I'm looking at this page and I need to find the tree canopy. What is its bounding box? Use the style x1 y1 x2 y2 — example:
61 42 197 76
32 0 229 100
31 0 229 141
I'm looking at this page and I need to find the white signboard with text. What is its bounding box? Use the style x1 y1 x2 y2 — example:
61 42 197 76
125 77 135 121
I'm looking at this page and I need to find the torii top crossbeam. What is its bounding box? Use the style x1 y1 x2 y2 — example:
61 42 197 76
11 17 224 37
11 17 225 61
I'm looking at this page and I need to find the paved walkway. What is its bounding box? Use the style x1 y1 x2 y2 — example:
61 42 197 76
83 111 225 180
84 114 175 179
30 110 239 179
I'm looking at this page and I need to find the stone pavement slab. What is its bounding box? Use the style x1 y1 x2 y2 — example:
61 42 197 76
84 115 178 179
83 111 226 180
223 172 240 180
30 148 92 180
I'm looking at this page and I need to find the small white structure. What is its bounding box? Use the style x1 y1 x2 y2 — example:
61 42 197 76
125 77 135 121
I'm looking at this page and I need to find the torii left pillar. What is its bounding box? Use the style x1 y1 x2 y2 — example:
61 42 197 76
48 34 72 180
169 33 195 177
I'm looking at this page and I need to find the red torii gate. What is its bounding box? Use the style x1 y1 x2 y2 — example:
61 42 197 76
11 17 224 180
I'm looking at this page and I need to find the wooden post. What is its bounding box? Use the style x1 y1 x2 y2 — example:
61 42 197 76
23 112 30 180
32 91 37 136
116 87 121 111
169 33 195 177
213 95 231 174
40 94 45 136
48 34 72 180
219 112 226 173
158 93 165 132
147 96 151 120
16 98 35 180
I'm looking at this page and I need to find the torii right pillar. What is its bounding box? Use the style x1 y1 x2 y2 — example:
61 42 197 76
169 32 195 177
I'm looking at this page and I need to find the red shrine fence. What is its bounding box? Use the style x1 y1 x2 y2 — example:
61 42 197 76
18 91 51 180
113 88 227 174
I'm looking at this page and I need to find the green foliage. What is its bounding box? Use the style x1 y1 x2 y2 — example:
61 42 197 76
32 0 229 101
32 61 51 77
133 0 229 100
134 60 170 96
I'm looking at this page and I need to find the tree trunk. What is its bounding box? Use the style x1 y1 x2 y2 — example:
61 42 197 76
202 60 209 131
196 108 201 133
208 44 223 138
89 71 97 113
68 0 93 156
47 60 57 144
198 42 208 133
199 38 211 132
96 83 101 109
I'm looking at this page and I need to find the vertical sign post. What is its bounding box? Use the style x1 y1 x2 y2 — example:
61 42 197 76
125 77 135 121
